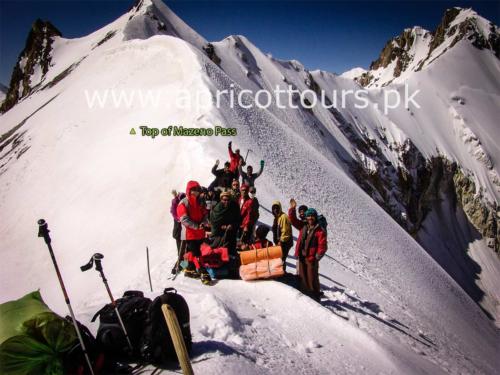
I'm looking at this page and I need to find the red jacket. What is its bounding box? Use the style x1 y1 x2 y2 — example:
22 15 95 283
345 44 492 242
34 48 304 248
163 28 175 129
177 181 208 240
294 225 327 261
288 207 305 230
240 196 258 230
228 144 243 173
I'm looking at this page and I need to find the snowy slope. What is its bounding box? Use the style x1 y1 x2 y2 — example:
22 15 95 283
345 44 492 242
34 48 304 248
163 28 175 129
340 67 366 79
1 1 499 374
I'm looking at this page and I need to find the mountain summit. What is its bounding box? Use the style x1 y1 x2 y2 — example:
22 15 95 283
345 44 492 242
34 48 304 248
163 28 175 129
356 7 500 87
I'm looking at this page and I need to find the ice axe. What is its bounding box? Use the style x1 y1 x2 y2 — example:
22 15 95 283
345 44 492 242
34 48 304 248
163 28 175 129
80 253 134 353
37 219 95 375
244 149 253 163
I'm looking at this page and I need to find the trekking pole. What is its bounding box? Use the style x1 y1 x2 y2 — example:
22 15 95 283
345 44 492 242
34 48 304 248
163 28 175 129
80 253 134 353
37 219 95 375
146 247 153 292
172 240 187 280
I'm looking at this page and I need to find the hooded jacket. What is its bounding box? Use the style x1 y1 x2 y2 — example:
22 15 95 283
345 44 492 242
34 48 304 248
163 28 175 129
271 201 293 245
177 181 208 240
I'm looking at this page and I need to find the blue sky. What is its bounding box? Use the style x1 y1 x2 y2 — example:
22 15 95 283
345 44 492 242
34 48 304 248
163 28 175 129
0 0 499 86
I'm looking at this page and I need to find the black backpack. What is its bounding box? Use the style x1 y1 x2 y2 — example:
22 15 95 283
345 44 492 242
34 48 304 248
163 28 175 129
140 288 192 364
92 290 152 358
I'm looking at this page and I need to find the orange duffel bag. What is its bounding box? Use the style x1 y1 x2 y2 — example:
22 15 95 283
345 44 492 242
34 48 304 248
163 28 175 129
239 245 282 265
239 258 285 281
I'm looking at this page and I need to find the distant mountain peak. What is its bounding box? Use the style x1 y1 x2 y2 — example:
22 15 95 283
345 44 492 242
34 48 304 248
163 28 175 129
355 7 499 87
123 0 206 48
0 19 61 112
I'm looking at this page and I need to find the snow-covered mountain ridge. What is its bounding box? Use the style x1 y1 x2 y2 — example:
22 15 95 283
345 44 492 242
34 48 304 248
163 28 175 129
355 7 500 87
0 1 499 373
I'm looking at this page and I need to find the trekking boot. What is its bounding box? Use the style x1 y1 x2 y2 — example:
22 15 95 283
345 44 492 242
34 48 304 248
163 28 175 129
200 271 212 285
184 269 200 279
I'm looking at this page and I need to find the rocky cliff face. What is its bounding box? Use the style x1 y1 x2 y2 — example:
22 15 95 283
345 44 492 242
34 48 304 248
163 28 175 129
1 20 61 113
350 133 498 254
356 8 500 87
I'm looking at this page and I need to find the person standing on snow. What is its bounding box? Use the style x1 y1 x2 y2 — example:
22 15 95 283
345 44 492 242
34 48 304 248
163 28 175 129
177 181 211 283
239 184 259 245
209 191 241 255
209 160 235 190
271 201 293 272
295 208 327 301
228 141 245 178
288 198 308 230
170 189 185 258
238 159 265 187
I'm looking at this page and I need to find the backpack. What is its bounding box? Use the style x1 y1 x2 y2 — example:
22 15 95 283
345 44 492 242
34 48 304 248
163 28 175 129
317 214 328 232
140 288 192 365
63 316 107 374
92 290 152 358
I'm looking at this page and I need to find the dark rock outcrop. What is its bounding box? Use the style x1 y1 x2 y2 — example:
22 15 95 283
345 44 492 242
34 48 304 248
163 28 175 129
1 19 61 113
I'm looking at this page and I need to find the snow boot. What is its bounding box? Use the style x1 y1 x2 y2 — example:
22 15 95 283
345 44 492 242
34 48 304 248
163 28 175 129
200 270 212 285
184 269 200 279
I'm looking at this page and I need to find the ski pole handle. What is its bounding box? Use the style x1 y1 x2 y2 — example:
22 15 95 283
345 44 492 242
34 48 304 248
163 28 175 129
37 219 51 245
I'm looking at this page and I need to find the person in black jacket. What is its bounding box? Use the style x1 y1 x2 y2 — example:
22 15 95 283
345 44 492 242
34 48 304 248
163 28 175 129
238 159 264 187
208 160 235 190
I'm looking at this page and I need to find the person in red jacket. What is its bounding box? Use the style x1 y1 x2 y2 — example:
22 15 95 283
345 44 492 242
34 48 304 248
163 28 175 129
294 208 327 301
228 141 245 176
239 184 259 244
177 180 210 282
288 198 308 230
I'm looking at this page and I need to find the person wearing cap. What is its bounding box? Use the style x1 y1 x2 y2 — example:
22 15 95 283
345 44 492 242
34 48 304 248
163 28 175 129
271 201 293 272
294 208 327 301
239 184 259 244
209 159 235 190
210 190 241 254
288 198 308 230
238 159 265 187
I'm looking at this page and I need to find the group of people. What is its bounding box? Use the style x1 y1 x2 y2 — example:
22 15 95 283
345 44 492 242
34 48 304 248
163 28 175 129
169 142 328 300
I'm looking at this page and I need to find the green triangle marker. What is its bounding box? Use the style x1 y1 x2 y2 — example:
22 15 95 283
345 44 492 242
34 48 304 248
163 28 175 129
130 128 136 135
